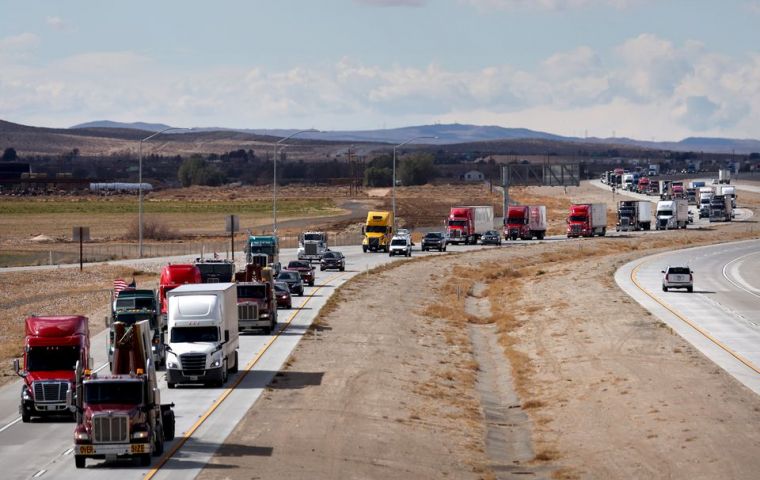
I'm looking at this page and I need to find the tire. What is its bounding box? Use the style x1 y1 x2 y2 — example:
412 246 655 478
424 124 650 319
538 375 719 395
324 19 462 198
340 267 344 272
320 266 324 271
687 287 693 293
139 453 151 467
309 280 314 287
21 411 30 423
167 382 175 389
442 246 446 252
75 455 86 469
162 409 175 441
662 286 667 292
362 246 367 253
600 228 606 237
153 427 164 456
230 351 239 373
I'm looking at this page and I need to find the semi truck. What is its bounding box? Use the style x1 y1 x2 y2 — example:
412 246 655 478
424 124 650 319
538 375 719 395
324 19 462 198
671 181 685 199
648 164 660 176
106 289 165 368
709 195 733 222
362 211 394 253
566 203 607 237
235 263 278 334
14 315 90 422
655 199 689 229
719 185 737 208
637 177 650 194
165 283 239 388
616 201 652 231
659 180 672 199
194 259 235 283
446 206 494 245
245 235 280 273
158 264 202 320
698 187 714 218
297 231 329 262
718 168 731 184
72 320 175 468
504 205 547 240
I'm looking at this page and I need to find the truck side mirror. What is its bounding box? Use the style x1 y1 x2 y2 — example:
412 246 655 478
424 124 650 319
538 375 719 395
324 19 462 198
66 390 76 413
104 315 109 328
224 330 230 343
88 356 94 370
361 226 365 234
13 358 24 377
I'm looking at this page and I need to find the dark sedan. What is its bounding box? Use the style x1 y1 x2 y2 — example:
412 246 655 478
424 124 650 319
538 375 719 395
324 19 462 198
286 260 315 286
481 230 502 246
320 250 345 271
276 270 304 296
274 281 292 309
421 232 447 252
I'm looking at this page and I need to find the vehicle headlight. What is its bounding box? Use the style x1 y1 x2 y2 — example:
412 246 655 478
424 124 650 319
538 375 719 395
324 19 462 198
131 430 150 440
75 431 90 441
211 359 221 368
167 361 178 369
22 387 31 401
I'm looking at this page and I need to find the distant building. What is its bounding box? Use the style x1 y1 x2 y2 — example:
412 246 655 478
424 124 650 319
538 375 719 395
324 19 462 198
461 170 485 182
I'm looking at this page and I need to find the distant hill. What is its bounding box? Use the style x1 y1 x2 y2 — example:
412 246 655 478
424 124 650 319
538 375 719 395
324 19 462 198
66 120 760 154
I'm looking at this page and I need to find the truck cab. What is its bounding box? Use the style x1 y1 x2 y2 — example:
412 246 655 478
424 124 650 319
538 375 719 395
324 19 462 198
246 235 281 273
194 259 235 283
505 206 529 240
158 264 202 318
298 231 328 262
15 315 90 422
566 203 606 237
362 211 394 252
106 289 164 368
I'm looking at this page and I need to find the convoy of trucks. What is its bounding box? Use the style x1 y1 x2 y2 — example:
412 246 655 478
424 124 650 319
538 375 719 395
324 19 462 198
72 320 175 468
504 205 547 240
165 283 240 388
362 211 394 252
446 206 494 245
15 315 90 422
656 199 689 230
616 201 652 231
566 203 607 237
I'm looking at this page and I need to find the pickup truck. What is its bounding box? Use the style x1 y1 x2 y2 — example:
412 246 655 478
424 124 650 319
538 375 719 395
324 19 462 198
286 260 315 286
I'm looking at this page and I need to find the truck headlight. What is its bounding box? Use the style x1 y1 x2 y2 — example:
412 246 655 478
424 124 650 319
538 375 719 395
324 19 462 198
75 431 91 441
131 430 150 440
211 359 221 368
167 361 178 369
22 387 31 401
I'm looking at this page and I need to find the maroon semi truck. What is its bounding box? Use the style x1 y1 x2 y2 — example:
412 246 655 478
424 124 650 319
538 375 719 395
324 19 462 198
72 320 175 468
14 315 90 422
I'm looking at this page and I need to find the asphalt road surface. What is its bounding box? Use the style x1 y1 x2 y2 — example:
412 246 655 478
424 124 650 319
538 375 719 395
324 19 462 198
616 239 760 396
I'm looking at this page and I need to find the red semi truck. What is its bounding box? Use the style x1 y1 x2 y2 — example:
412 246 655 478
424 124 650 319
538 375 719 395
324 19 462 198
14 315 90 422
446 206 494 245
566 203 607 237
158 263 202 316
72 320 175 468
504 205 547 241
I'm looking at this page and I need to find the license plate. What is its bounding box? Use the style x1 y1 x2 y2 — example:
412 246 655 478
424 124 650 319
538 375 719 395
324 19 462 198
78 445 95 455
189 375 198 381
131 444 146 454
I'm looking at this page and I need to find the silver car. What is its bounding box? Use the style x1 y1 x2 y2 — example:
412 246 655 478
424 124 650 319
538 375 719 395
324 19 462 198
662 266 693 292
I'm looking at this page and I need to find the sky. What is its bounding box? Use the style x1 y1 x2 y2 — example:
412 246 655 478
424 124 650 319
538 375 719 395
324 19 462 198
1 0 759 141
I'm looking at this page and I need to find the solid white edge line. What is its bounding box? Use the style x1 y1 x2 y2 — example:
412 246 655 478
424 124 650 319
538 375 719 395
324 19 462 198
722 251 760 299
0 416 21 433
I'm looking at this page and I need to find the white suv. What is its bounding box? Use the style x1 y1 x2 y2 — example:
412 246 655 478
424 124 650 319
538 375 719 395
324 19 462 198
389 235 412 257
661 266 693 292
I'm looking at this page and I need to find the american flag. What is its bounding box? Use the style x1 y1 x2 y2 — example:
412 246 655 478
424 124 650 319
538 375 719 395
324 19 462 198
113 278 128 297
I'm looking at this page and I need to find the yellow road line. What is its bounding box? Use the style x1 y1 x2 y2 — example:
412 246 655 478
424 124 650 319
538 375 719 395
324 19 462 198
144 272 348 479
630 261 760 375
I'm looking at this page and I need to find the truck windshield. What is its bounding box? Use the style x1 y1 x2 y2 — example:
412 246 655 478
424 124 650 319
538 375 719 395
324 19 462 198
237 285 267 299
658 210 673 216
27 346 79 371
448 220 467 227
196 263 234 281
170 326 219 343
569 215 587 222
85 381 142 405
115 312 157 330
116 297 154 310
506 216 524 223
303 234 323 241
365 225 388 233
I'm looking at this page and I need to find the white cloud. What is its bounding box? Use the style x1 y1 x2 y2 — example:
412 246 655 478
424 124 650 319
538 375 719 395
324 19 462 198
1 34 759 140
0 33 40 52
46 16 69 31
462 0 647 11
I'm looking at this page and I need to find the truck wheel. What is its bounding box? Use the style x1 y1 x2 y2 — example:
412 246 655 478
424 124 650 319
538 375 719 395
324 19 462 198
75 455 86 469
362 246 367 253
162 409 175 441
600 228 606 237
139 453 151 467
340 266 345 272
167 382 175 389
21 411 30 423
662 286 667 292
230 351 239 373
537 232 545 240
153 427 164 456
687 287 693 293
309 281 314 287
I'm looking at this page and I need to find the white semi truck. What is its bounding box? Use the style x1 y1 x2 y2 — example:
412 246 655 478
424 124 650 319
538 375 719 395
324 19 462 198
166 283 239 388
656 199 689 230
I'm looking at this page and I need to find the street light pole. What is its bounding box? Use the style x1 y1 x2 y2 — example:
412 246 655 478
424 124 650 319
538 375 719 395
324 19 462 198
139 127 187 257
272 129 319 235
392 136 437 230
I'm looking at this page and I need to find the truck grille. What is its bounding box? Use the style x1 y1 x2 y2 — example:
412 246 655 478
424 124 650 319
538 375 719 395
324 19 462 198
238 303 258 322
93 414 129 443
305 243 318 255
180 353 207 372
369 238 379 247
33 381 69 403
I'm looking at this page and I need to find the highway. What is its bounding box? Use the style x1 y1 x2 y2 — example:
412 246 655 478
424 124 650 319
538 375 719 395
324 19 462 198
0 242 489 480
616 239 760 395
